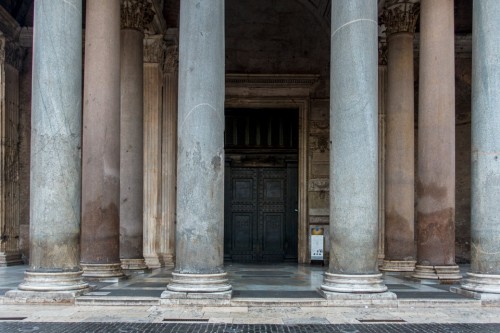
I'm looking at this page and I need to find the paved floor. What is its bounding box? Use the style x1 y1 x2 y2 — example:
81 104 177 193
1 263 500 326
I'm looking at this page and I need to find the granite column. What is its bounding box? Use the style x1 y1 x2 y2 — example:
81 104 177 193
119 0 154 270
7 0 88 296
163 0 231 298
321 0 389 295
455 0 500 298
413 0 460 280
380 0 419 272
80 0 125 280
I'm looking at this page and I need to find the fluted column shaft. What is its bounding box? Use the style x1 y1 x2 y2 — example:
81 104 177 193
459 0 500 295
12 0 88 294
381 0 419 272
81 0 125 280
164 0 231 297
413 0 460 280
321 0 387 294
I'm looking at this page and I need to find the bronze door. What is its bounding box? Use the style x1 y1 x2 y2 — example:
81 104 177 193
224 165 298 262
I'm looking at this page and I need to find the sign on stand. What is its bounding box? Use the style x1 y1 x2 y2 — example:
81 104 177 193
310 227 324 262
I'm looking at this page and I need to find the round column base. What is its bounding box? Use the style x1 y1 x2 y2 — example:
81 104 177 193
321 272 388 293
380 260 416 272
18 270 89 292
460 272 500 294
144 255 162 269
167 272 232 293
120 258 148 270
81 263 126 281
412 265 461 280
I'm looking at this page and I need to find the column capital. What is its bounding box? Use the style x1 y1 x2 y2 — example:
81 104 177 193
143 35 166 64
0 36 5 63
121 0 155 31
378 27 388 66
5 41 24 71
163 45 179 74
381 0 420 35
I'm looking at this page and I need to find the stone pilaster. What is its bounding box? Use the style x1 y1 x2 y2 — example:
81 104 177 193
452 0 500 302
380 0 419 272
143 35 165 268
6 0 89 299
413 0 460 281
0 37 24 267
159 44 179 268
81 0 125 280
119 0 154 270
163 0 231 300
320 0 391 298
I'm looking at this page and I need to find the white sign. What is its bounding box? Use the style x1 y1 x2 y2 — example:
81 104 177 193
311 234 324 260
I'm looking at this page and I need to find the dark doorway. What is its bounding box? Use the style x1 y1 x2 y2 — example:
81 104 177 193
224 109 298 262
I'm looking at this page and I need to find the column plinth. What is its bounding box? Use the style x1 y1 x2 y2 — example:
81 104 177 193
413 0 460 281
163 0 231 300
321 0 390 296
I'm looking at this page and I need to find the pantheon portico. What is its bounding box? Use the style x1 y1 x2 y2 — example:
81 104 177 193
0 0 499 303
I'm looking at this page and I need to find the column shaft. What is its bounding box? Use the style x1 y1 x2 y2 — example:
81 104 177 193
459 0 500 295
321 0 387 294
81 0 124 279
164 0 231 297
382 31 416 272
12 0 88 294
119 28 146 270
413 0 460 280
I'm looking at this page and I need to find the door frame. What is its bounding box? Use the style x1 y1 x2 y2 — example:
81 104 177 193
225 74 319 263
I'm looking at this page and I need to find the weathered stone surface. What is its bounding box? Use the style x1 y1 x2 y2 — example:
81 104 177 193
414 0 459 280
81 0 124 279
166 0 231 296
322 0 383 293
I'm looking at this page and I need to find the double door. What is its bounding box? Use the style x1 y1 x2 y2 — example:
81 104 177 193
224 165 297 262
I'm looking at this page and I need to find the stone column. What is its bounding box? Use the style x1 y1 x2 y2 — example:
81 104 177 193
143 35 165 268
380 0 419 272
119 0 154 270
80 0 125 280
413 0 460 280
455 0 500 298
321 0 390 296
6 0 89 297
163 0 231 299
159 44 179 268
0 38 23 266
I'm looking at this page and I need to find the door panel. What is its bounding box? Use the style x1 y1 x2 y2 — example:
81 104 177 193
225 166 297 262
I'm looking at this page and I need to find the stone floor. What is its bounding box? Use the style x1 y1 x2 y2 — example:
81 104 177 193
1 263 500 326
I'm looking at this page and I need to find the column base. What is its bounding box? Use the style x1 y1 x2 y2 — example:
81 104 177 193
457 272 500 294
380 259 416 272
81 263 126 281
166 272 232 294
5 270 90 303
158 253 175 268
120 258 148 270
0 252 24 267
144 255 162 269
412 265 462 281
321 273 388 293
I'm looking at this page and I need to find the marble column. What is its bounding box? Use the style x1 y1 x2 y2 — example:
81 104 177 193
321 0 389 295
80 0 125 280
455 0 500 298
143 35 165 268
0 39 23 267
380 0 419 272
413 0 460 280
163 0 231 298
159 44 179 268
119 0 154 270
6 0 89 296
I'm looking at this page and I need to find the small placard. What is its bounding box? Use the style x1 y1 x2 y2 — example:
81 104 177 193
310 227 324 260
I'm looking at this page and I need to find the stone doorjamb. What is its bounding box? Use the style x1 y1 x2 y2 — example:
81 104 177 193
225 74 319 264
